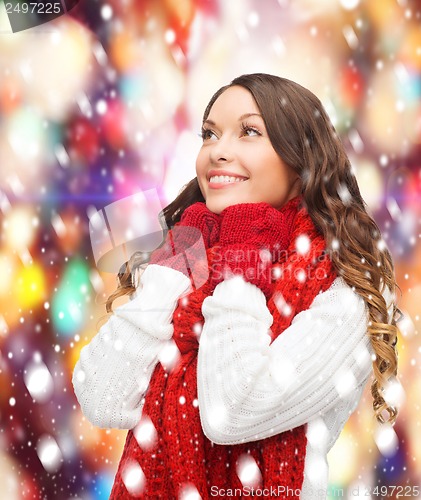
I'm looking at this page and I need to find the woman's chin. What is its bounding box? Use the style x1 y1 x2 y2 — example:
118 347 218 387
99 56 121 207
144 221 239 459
205 197 240 215
204 200 223 215
205 193 264 214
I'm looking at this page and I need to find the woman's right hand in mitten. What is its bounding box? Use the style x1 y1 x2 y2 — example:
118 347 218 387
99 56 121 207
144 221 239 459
179 202 220 248
149 202 220 290
210 197 300 297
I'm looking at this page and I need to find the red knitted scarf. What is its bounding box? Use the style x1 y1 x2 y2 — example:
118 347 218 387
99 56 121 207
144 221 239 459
110 203 336 499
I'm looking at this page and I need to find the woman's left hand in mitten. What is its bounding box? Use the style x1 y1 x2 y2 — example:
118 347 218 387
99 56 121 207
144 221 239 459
210 197 300 297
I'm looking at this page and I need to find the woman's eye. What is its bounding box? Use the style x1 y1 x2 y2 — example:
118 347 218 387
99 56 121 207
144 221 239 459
201 128 217 141
241 126 261 137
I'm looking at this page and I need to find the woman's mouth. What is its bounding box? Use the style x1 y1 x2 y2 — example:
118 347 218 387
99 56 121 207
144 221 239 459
208 175 248 188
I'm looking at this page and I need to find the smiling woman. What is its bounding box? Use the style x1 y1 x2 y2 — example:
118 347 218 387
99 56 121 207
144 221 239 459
73 73 399 499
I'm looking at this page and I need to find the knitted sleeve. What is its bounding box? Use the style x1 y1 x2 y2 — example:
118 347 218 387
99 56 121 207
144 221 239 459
197 276 391 445
72 264 191 430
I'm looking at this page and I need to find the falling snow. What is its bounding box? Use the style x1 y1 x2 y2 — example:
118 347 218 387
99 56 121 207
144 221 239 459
36 435 63 473
179 483 202 500
158 339 181 372
134 416 158 451
374 425 399 458
23 358 54 403
236 454 262 488
295 234 311 255
122 461 146 495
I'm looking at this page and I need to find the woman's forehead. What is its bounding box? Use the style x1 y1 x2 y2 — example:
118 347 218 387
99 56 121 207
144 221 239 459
206 86 260 120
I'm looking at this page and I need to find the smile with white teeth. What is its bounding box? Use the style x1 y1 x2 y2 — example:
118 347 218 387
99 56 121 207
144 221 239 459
209 175 247 184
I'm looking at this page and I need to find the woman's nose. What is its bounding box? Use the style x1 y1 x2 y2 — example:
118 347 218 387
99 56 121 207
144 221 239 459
209 136 234 164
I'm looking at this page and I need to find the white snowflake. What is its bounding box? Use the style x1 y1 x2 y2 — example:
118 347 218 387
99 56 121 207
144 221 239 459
134 416 157 451
330 238 340 251
304 454 328 484
158 339 180 372
24 359 54 403
96 99 107 115
100 4 113 21
179 483 202 500
36 435 62 473
207 404 228 430
236 454 262 488
193 322 202 337
295 234 311 255
337 183 352 204
306 418 329 450
296 269 307 283
273 292 292 317
333 368 357 398
383 377 405 409
374 424 398 457
377 239 387 251
122 461 146 495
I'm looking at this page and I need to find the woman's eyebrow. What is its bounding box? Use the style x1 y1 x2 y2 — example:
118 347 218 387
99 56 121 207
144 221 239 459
204 113 263 126
238 113 263 120
203 119 216 126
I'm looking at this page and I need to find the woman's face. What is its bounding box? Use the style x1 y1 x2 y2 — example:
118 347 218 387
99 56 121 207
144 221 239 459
196 85 301 215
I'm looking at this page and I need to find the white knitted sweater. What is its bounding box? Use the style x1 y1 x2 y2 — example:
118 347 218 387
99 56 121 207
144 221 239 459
73 264 393 498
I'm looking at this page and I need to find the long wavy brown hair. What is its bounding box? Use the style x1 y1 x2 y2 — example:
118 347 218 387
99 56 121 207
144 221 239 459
107 73 399 425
